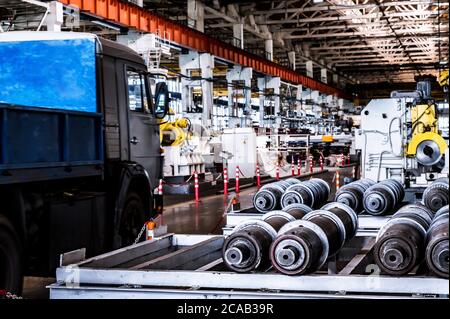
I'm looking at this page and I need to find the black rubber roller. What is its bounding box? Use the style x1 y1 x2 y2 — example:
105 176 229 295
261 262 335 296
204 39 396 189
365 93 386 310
422 178 449 213
374 204 433 276
282 203 313 219
335 179 375 213
270 220 329 275
280 178 331 209
281 183 315 207
425 205 449 278
223 220 277 272
253 180 300 213
363 179 404 215
270 202 357 275
223 206 310 273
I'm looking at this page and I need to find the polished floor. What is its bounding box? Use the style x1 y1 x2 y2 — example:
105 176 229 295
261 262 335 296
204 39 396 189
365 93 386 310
162 166 355 235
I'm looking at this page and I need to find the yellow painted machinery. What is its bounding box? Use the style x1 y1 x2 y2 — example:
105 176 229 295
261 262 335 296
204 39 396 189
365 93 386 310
406 102 448 166
356 75 448 190
160 117 191 147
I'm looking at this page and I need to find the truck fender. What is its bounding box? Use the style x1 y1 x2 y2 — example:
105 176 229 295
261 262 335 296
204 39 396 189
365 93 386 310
112 163 152 248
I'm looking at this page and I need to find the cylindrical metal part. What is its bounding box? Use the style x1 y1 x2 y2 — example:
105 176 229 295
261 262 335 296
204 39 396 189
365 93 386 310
374 204 433 276
282 203 313 219
270 202 356 275
334 179 374 213
426 205 449 278
223 220 277 272
253 180 293 213
363 179 404 215
223 203 310 273
280 178 330 209
422 178 449 213
270 220 329 275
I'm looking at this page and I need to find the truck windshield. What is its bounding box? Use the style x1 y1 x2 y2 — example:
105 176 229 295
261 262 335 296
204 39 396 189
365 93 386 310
0 37 97 113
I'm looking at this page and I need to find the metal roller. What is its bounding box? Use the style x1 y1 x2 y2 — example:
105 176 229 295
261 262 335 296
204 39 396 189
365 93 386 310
422 178 449 213
254 180 292 213
425 205 449 278
363 179 405 215
280 178 330 209
374 204 433 276
282 203 313 219
223 206 311 273
334 179 375 213
269 202 357 275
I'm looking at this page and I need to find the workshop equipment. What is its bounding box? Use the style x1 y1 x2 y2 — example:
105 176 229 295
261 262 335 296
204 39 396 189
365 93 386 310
270 202 357 275
222 205 312 272
363 179 405 215
425 205 449 278
374 204 433 276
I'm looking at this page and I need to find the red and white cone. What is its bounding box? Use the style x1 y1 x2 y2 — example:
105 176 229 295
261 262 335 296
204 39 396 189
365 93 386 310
256 164 261 188
158 179 163 196
223 167 228 195
235 166 240 193
194 171 199 202
291 158 295 176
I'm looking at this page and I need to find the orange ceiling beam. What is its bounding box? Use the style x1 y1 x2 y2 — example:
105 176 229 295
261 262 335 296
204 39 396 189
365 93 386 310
59 0 350 99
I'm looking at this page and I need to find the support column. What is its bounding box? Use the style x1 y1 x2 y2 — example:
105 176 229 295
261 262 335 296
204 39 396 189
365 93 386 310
187 0 205 32
296 84 303 113
258 76 281 127
321 67 328 84
306 60 313 78
233 23 244 49
179 51 214 127
288 51 296 70
333 73 339 86
46 1 63 32
226 65 253 128
265 38 273 61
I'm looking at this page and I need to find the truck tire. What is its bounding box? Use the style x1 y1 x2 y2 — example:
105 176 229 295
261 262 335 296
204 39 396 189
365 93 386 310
119 191 146 247
0 215 23 294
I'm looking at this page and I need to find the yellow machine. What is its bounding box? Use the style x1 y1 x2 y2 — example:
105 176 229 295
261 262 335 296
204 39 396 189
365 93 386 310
160 117 191 146
406 76 448 166
439 69 449 92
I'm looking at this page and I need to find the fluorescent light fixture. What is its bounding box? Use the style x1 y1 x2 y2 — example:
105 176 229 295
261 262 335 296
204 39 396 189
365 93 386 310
313 0 324 3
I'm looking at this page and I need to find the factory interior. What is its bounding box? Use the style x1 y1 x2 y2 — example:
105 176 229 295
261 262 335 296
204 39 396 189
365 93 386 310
0 0 449 301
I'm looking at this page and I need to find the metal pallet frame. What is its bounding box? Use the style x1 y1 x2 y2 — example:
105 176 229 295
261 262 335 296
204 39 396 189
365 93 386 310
48 234 449 299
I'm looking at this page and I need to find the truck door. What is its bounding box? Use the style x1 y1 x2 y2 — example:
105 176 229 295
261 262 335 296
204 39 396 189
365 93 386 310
126 69 160 184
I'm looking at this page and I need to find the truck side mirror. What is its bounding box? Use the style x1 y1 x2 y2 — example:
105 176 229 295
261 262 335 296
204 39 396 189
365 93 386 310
154 82 169 119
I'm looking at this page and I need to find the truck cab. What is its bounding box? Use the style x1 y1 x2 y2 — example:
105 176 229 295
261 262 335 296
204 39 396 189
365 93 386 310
0 32 167 293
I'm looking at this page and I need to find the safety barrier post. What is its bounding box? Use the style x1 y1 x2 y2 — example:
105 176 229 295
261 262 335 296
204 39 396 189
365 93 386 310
235 166 240 193
297 158 301 176
194 171 199 202
291 158 295 176
309 156 313 174
320 157 324 172
275 163 280 180
223 167 229 195
256 164 261 188
158 179 163 196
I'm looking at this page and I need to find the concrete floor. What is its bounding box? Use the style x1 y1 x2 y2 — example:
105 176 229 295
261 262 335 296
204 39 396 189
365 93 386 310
22 166 354 299
161 166 354 235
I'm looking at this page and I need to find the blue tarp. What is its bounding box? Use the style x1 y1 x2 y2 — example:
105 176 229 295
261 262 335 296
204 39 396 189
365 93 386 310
0 38 97 112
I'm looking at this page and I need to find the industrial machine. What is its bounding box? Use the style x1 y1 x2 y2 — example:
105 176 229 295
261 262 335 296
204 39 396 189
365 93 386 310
355 76 449 200
159 116 206 178
0 32 167 294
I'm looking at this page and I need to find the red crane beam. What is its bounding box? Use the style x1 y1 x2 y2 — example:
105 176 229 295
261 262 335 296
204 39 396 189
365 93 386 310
59 0 350 99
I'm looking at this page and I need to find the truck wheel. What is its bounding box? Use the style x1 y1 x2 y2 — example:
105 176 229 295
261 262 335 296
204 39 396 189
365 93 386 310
119 192 146 247
0 215 23 294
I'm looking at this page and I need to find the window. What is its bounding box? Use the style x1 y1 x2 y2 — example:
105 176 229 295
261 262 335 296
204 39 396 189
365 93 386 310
127 70 149 113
